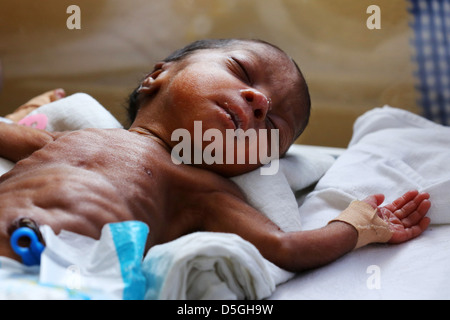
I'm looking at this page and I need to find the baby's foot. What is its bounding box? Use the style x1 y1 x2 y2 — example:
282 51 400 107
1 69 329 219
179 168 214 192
6 88 65 122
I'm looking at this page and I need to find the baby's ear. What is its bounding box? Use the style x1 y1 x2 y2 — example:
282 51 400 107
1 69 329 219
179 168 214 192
138 62 168 95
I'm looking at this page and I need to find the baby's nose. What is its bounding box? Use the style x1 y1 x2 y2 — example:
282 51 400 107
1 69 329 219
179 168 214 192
240 89 272 121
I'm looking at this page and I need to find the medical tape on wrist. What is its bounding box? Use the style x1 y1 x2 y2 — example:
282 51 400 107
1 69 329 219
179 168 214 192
330 200 393 249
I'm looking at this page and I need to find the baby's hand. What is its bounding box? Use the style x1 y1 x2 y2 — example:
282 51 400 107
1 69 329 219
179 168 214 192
362 190 431 244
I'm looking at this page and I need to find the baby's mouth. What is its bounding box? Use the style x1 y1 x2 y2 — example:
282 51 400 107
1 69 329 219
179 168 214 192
224 107 240 129
219 103 246 130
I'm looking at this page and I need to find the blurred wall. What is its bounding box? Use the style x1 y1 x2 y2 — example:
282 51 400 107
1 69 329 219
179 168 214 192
0 0 417 147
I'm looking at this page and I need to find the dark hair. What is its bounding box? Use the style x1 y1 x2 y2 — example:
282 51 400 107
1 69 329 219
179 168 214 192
126 39 311 138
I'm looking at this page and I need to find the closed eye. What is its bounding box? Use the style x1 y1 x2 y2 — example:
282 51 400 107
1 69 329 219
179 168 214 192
229 57 251 85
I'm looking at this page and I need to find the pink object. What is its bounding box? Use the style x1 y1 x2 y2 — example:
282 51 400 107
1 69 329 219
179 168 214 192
18 114 48 130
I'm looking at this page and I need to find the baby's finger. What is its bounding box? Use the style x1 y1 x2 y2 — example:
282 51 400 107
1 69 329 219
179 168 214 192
383 190 419 213
362 194 385 209
50 88 66 102
394 192 430 220
400 199 431 228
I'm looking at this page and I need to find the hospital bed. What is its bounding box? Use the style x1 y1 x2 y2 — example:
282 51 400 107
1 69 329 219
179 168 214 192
0 93 449 300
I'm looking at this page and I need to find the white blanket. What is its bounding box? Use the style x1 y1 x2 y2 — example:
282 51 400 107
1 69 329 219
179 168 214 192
143 232 278 300
299 105 450 231
270 105 450 300
0 93 334 299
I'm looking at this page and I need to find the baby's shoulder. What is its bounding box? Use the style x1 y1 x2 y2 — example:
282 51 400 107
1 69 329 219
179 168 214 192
179 165 246 201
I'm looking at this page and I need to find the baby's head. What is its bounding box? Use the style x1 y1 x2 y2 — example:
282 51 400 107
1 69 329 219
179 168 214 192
128 39 311 176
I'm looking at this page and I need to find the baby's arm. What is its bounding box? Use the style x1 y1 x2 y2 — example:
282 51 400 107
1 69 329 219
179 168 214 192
204 190 430 272
0 122 57 162
0 88 66 162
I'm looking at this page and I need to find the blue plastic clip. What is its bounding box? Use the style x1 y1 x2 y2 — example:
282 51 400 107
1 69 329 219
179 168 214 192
10 227 45 266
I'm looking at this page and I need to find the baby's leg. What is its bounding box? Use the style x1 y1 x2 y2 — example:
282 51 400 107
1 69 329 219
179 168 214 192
5 88 65 122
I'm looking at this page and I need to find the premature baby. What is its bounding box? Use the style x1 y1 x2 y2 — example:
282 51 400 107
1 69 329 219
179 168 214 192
0 39 430 272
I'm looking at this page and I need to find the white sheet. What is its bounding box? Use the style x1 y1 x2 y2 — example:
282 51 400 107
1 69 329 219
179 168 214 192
270 106 450 299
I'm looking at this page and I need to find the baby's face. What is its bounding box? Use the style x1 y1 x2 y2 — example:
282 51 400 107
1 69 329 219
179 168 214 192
141 41 307 176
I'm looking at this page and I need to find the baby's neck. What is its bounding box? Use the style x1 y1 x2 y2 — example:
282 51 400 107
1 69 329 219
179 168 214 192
128 126 171 152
